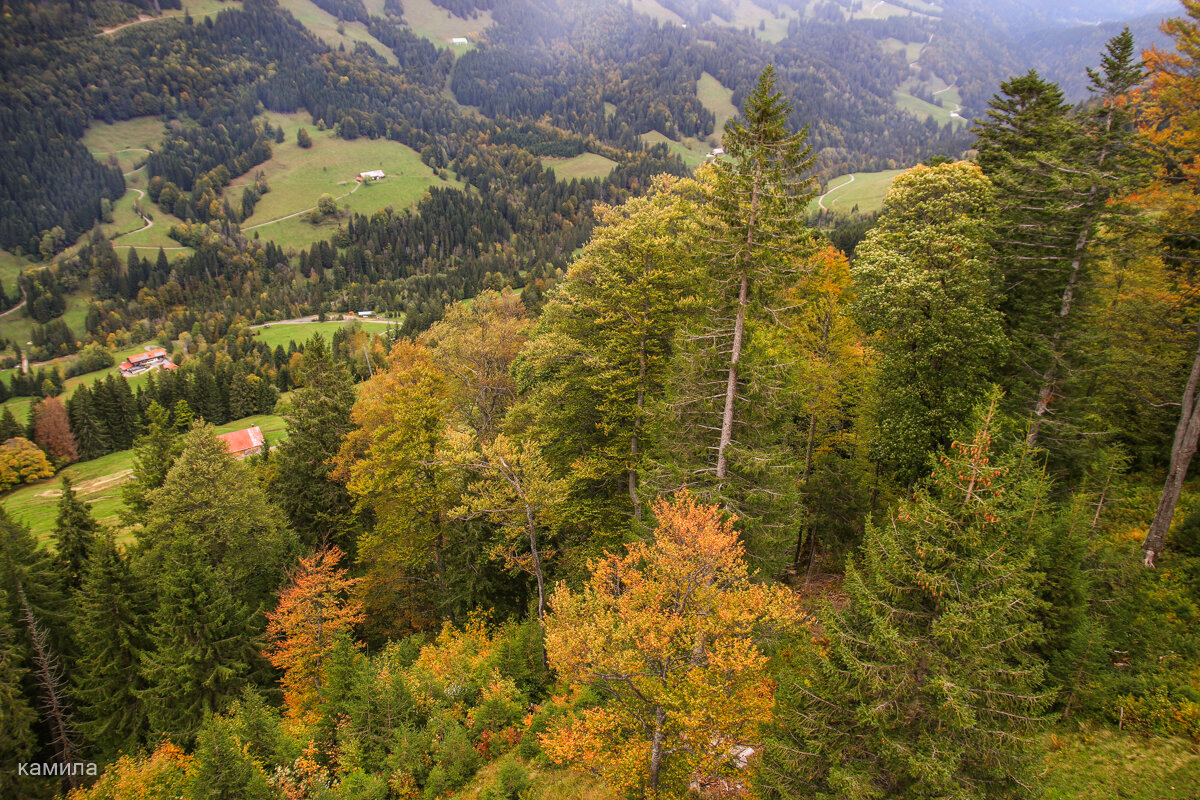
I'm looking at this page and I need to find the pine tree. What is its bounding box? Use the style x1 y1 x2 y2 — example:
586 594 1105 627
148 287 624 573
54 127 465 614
270 334 359 551
139 543 260 745
759 395 1051 799
53 475 99 592
137 423 295 615
122 401 182 520
852 162 1007 485
67 387 109 461
0 405 21 441
73 534 151 761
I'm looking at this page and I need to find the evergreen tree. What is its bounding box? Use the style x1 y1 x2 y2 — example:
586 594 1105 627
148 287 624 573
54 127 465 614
73 534 151 762
0 405 21 441
270 334 359 552
53 475 99 592
852 162 1007 484
759 396 1051 799
137 423 295 615
67 387 109 461
188 713 276 800
139 542 260 746
0 595 38 800
122 402 182 520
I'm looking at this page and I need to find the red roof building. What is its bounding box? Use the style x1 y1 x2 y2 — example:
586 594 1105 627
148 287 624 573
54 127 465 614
216 426 266 458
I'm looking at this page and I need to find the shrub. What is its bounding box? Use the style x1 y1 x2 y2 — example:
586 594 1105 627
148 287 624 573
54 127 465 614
482 755 530 800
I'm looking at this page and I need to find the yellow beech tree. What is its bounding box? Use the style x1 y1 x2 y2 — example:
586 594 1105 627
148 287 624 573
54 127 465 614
541 492 798 799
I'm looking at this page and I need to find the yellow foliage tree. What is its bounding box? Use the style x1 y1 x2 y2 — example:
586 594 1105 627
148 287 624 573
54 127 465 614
541 492 798 798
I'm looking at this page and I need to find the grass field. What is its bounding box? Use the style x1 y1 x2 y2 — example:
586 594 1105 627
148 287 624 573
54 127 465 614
697 72 738 144
401 0 493 53
2 412 287 544
252 318 401 350
235 111 453 250
812 168 905 215
639 130 710 170
0 293 93 356
850 0 933 19
713 0 795 43
882 36 925 63
1042 726 1200 799
627 0 683 24
544 153 617 181
83 117 166 172
277 0 399 65
894 90 968 128
99 0 242 35
0 249 30 300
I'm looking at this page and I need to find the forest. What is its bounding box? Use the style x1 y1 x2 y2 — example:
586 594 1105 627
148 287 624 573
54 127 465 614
1 0 1200 797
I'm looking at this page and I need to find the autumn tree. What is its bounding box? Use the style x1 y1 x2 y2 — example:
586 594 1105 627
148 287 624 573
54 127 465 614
853 162 1007 484
263 546 364 725
33 396 77 466
542 492 797 798
333 341 462 634
758 396 1051 799
453 434 568 620
1137 0 1200 565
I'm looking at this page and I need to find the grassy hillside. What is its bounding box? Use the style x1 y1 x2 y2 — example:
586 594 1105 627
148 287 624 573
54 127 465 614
400 0 494 54
697 72 738 144
0 248 29 300
544 153 617 181
252 317 401 350
639 130 710 169
277 0 399 65
0 293 93 355
2 412 287 544
236 111 456 250
813 168 905 215
1042 726 1200 799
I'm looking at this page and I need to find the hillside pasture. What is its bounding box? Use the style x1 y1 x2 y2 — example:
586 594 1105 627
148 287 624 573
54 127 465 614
0 249 30 300
894 89 967 127
639 130 711 169
697 72 738 143
235 111 454 250
711 0 795 43
2 412 287 544
277 0 399 65
627 0 684 25
82 117 166 172
812 168 905 215
544 153 618 181
400 0 494 53
252 317 401 350
882 36 925 63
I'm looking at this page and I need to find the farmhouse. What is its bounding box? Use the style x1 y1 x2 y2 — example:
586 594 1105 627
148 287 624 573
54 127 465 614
118 347 175 376
357 170 386 181
706 147 725 159
451 37 469 44
216 425 266 459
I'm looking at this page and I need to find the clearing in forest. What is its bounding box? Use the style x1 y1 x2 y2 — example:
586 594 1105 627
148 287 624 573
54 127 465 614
710 0 796 43
639 131 710 169
811 168 905 215
400 0 494 54
234 111 457 250
544 153 618 181
697 72 738 143
277 0 399 65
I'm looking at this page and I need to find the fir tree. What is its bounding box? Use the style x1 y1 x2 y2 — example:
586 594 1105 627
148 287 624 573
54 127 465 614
188 713 276 800
0 405 21 441
73 534 150 762
53 475 99 592
122 402 182 520
139 544 260 746
759 396 1052 799
0 595 37 800
270 334 359 552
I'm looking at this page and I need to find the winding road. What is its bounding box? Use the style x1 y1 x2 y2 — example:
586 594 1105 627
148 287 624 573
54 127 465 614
817 173 855 211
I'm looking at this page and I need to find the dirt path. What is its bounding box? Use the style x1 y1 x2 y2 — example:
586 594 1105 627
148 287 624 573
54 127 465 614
0 292 25 320
817 174 855 211
98 15 158 36
242 180 362 231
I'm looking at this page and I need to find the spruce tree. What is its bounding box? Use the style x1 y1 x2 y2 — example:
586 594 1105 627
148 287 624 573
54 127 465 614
759 396 1051 799
0 596 38 800
270 334 359 551
139 543 260 745
67 387 109 460
188 713 276 800
122 401 182 520
53 475 99 592
0 405 21 441
73 534 150 761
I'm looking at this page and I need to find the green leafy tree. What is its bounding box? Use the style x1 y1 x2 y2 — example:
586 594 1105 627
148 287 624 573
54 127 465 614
853 162 1007 484
53 475 99 592
759 396 1051 799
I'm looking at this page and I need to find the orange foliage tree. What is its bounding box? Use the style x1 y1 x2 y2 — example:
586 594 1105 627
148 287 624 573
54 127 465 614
541 492 799 799
264 546 363 725
33 397 78 466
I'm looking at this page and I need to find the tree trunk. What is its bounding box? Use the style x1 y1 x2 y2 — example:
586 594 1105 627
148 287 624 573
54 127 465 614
630 340 647 521
1143 322 1200 566
648 706 667 796
16 582 79 789
715 163 760 480
1027 217 1092 447
716 273 748 480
